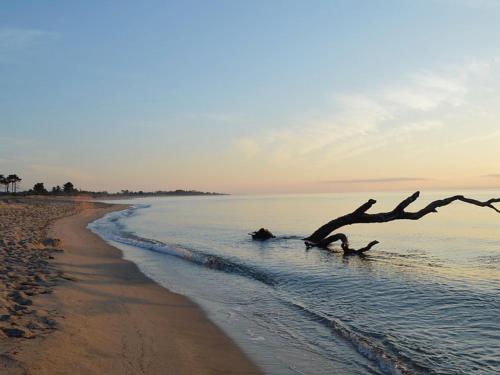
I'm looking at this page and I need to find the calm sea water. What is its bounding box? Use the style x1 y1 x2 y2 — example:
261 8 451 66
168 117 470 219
89 191 500 375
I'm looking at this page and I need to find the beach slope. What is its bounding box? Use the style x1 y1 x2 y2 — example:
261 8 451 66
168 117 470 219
10 203 261 375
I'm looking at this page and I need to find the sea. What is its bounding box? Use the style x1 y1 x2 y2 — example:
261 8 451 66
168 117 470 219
88 191 500 375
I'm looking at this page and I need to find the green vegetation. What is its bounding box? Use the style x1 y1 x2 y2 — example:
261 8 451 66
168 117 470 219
0 174 22 193
0 173 226 197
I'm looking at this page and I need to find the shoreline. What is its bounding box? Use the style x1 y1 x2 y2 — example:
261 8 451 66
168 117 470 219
5 202 261 374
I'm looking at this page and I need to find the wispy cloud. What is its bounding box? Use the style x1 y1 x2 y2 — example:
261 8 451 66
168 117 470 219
447 129 500 146
381 70 468 111
323 177 431 184
227 58 500 193
0 28 57 62
233 61 489 165
482 174 500 178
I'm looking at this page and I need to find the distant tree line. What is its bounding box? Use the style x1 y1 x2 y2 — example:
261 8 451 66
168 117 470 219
114 189 226 197
0 175 82 196
0 174 22 193
31 181 77 195
0 174 226 197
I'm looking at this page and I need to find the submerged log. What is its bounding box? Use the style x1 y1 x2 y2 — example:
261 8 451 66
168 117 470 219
250 228 275 240
305 191 500 255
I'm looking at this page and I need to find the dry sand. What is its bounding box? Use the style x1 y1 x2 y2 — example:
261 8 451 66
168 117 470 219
0 199 79 340
0 199 261 374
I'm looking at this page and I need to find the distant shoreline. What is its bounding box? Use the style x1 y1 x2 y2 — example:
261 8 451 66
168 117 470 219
0 189 229 200
92 190 229 199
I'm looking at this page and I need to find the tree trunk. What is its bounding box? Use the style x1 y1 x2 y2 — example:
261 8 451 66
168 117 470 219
305 191 500 255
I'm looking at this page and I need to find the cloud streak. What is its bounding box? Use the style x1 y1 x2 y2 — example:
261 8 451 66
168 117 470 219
233 60 492 167
323 177 431 184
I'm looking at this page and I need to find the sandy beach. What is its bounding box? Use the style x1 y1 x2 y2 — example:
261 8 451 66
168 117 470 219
0 199 261 374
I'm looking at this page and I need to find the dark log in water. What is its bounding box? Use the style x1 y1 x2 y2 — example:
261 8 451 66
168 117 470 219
305 191 500 255
250 228 275 240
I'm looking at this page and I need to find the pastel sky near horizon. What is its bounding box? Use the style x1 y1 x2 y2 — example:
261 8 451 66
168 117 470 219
1 0 500 193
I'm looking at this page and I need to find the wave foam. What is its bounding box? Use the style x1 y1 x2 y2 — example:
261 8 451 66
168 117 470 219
89 204 416 375
284 300 413 375
88 205 275 285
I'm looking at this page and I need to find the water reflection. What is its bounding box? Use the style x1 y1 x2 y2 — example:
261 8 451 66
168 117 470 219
95 191 500 374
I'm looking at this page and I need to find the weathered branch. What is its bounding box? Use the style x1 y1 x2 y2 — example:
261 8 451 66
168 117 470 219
305 191 500 254
306 233 379 255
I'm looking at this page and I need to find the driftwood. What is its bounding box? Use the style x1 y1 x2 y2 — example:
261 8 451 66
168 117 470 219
250 228 275 240
305 191 500 255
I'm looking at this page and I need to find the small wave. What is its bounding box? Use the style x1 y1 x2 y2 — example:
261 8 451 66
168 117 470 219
119 234 275 285
275 235 305 241
475 254 500 268
89 206 275 286
107 204 150 221
283 300 414 375
91 205 413 374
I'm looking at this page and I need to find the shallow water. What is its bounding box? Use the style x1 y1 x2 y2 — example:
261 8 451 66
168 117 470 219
89 191 500 374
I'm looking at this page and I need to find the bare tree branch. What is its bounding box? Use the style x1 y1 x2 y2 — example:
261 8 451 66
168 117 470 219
305 191 500 254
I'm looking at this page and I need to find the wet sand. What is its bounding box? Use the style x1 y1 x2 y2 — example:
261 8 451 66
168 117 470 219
0 199 261 374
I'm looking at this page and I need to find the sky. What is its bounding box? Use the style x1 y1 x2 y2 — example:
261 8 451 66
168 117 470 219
1 0 500 194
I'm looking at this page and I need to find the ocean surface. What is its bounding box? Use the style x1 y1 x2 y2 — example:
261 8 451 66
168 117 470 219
89 191 500 375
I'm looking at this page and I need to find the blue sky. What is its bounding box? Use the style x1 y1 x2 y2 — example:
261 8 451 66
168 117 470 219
2 1 500 193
